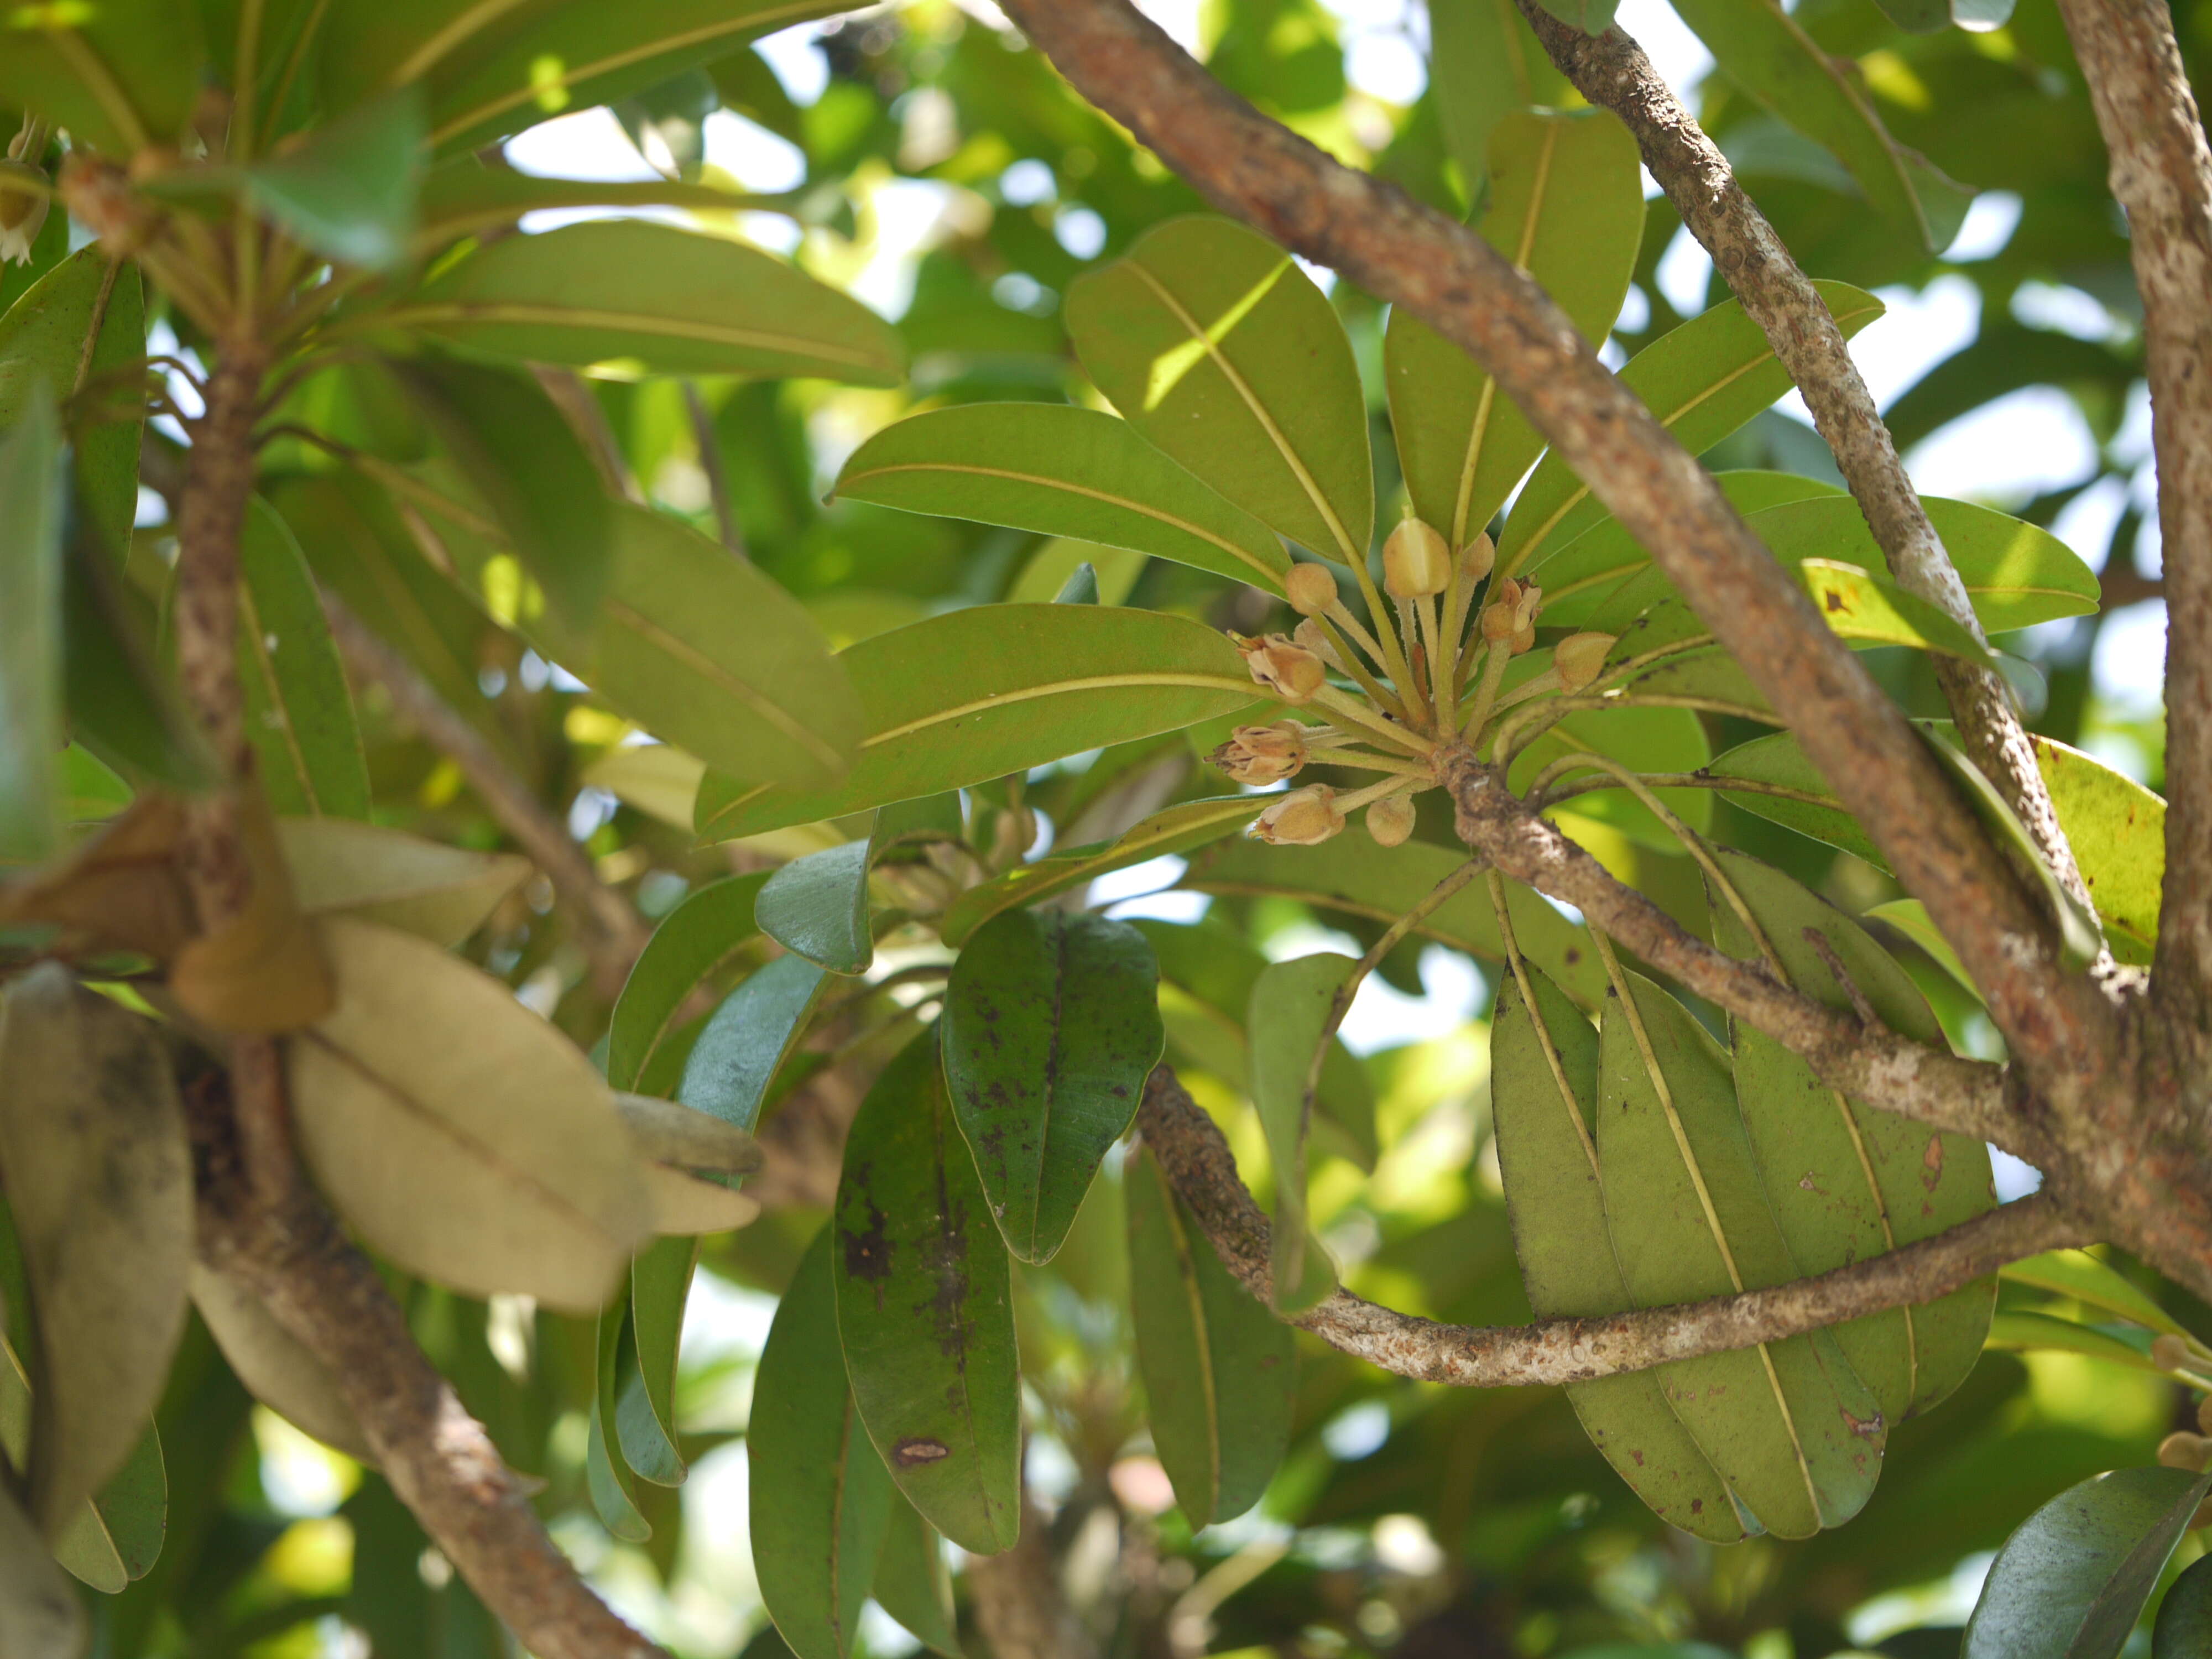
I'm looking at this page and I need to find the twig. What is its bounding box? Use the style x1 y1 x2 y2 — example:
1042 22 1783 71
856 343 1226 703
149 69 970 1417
682 380 747 559
1138 1068 2083 1388
320 589 649 998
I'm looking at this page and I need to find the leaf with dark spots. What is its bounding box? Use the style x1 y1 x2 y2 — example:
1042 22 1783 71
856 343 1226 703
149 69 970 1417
942 911 1164 1264
833 1030 1021 1556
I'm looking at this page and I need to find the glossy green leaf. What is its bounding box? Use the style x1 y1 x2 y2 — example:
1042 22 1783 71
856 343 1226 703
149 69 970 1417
237 499 371 819
942 911 1164 1263
587 1308 650 1543
0 245 147 554
1425 0 1570 192
679 954 831 1155
2154 1550 2212 1657
1795 559 2000 664
0 0 205 158
1669 0 1974 252
2000 1250 2192 1340
618 1235 697 1489
695 606 1258 841
1125 1144 1296 1527
757 842 873 975
871 1500 958 1658
1598 968 1887 1538
1247 952 1349 1313
835 404 1290 592
1490 954 1744 1542
1706 848 1995 1422
1068 216 1373 563
1498 284 1883 578
755 1229 895 1659
1983 1311 2163 1372
1181 834 1605 1006
1963 1465 2212 1659
1388 109 1644 546
246 88 423 268
1055 561 1100 605
941 796 1258 947
387 221 902 384
833 1031 1021 1555
608 874 770 1095
0 386 64 864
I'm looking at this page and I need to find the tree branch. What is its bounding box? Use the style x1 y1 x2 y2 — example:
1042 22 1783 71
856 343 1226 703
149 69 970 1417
2055 0 2212 1027
320 588 649 999
993 0 2119 1124
1138 1068 2083 1389
1516 5 2100 940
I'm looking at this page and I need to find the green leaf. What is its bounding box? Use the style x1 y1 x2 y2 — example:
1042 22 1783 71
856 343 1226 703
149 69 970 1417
0 1477 84 1658
1597 968 1887 1538
61 509 211 790
754 1229 895 1659
0 385 64 864
0 245 147 555
237 499 371 820
385 221 904 384
1999 1250 2192 1340
1705 848 1995 1422
618 1235 697 1489
277 817 530 948
941 796 1259 948
694 606 1259 841
1181 834 1605 1006
834 404 1291 592
1863 899 1976 998
246 88 424 269
757 842 873 975
1387 109 1644 547
833 1031 1021 1555
1067 216 1373 564
1424 0 1570 194
1509 697 1714 851
1055 562 1100 606
609 874 771 1095
2030 737 2165 963
1794 559 2000 664
942 911 1164 1264
1246 952 1349 1313
871 1500 958 1658
0 1 206 156
1490 954 1744 1542
1498 283 1883 579
1669 0 1974 252
1125 1144 1295 1527
1963 1465 2212 1659
54 1420 163 1590
412 166 784 255
587 1307 650 1543
1983 1311 2163 1372
2155 1551 2212 1657
678 954 832 1155
0 969 191 1540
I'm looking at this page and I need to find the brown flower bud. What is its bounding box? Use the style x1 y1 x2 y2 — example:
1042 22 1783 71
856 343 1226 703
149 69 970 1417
1211 721 1311 786
58 153 160 257
2159 1431 2212 1472
1285 562 1338 617
2155 1333 2195 1373
1459 532 1496 583
1366 792 1415 847
1252 784 1343 847
1556 630 1614 692
2199 1392 2212 1436
1292 617 1343 672
1479 577 1525 645
1236 632 1327 703
1509 582 1542 655
1383 517 1451 598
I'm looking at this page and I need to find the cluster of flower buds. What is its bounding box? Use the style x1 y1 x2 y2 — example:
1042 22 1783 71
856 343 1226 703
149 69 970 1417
1382 517 1451 599
1253 784 1344 846
1210 720 1312 786
1479 577 1543 655
1235 632 1327 702
0 127 49 267
1365 792 1415 847
1554 631 1617 693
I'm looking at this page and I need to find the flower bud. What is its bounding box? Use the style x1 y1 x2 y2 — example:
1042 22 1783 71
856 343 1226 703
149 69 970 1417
1253 784 1343 847
1509 582 1542 655
1292 617 1343 672
2155 1333 2194 1373
1383 517 1451 598
1366 792 1415 847
1556 630 1614 692
1285 562 1338 617
1479 577 1525 645
1211 720 1311 786
2159 1431 2212 1472
0 159 49 267
2199 1393 2212 1435
1459 532 1496 583
1235 632 1327 703
58 153 159 258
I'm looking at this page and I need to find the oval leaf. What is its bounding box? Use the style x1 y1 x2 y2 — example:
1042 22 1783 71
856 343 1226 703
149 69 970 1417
2154 1551 2212 1657
757 842 873 975
278 817 530 947
872 1499 959 1658
608 873 771 1095
1246 953 1350 1313
0 388 65 864
238 500 372 820
188 1264 373 1464
618 1236 698 1488
678 954 833 1149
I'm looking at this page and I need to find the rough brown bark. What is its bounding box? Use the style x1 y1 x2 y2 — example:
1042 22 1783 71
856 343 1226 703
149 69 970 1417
1516 6 2100 940
993 0 2120 1136
1138 1070 2082 1389
2057 0 2212 1032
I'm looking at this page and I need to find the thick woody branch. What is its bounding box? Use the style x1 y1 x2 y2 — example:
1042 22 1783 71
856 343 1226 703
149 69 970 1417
320 589 649 999
1139 1069 2083 1389
2056 0 2212 1027
995 0 2117 1121
1516 6 2099 938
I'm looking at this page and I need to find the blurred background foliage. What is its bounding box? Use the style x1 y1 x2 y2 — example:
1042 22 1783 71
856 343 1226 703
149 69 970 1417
90 1 2194 1655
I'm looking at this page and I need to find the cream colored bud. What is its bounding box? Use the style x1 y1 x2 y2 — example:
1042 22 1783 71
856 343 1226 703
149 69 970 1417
1253 785 1343 847
0 159 49 265
1366 792 1415 847
1292 617 1344 672
2199 1393 2212 1435
1509 582 1542 655
2159 1431 2212 1472
1383 517 1451 598
1554 632 1617 693
2155 1333 2195 1373
1237 632 1327 703
1211 721 1311 786
1285 562 1338 617
1459 533 1496 583
1479 577 1525 644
